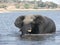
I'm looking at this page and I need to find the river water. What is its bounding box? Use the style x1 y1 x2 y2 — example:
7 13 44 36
0 10 60 45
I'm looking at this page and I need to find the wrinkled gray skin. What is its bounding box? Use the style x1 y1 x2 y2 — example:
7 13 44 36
14 15 56 37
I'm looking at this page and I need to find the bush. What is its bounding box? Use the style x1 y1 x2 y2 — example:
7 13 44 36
24 4 30 9
50 2 58 8
38 2 46 7
15 4 20 9
0 5 7 8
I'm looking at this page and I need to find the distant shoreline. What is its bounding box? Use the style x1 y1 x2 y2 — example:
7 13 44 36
0 8 60 13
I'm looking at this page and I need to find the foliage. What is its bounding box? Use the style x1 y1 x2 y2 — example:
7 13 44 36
24 4 30 9
38 2 46 7
49 2 58 8
37 2 58 8
0 5 7 8
0 0 58 9
15 4 20 9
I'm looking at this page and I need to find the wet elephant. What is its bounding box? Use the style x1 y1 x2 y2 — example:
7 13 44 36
14 15 56 37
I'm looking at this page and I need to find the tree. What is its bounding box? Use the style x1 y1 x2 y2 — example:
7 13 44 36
34 0 38 9
0 4 7 9
38 2 46 7
50 2 58 8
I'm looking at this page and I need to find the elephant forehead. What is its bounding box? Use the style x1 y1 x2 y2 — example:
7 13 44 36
23 15 35 24
23 19 33 24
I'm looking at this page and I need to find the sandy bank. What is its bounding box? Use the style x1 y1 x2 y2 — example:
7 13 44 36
0 8 10 13
0 8 60 13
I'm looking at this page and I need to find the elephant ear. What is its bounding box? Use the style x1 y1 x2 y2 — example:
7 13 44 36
14 16 25 28
34 15 44 24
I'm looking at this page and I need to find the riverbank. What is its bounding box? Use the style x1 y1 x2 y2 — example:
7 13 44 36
0 8 60 13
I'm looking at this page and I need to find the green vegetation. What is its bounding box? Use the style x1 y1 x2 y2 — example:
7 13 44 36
15 4 20 9
0 5 7 8
24 4 30 9
38 2 46 7
0 0 59 9
49 2 58 8
38 2 58 8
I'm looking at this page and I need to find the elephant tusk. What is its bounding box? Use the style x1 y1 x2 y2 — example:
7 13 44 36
28 30 32 32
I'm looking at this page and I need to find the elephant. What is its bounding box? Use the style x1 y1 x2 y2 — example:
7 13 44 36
14 15 56 37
